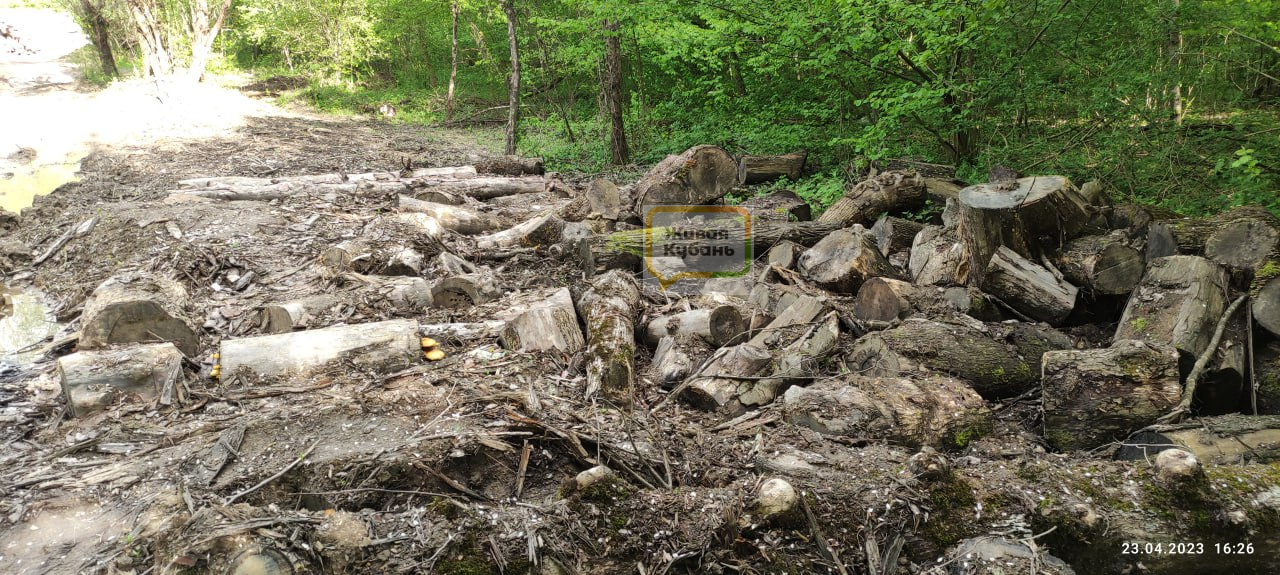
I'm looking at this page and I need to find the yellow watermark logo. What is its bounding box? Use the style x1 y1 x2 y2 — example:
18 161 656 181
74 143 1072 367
643 205 752 292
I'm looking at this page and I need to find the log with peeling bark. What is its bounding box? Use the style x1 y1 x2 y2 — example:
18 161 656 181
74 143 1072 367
737 190 812 222
58 342 184 417
496 288 584 353
1115 256 1229 370
260 294 342 334
397 195 503 234
409 175 551 201
682 343 773 411
80 273 199 356
643 305 745 348
577 271 642 403
815 171 925 227
419 321 508 341
909 225 966 286
632 145 738 208
871 215 924 257
475 155 545 176
737 151 807 185
955 175 1092 285
476 213 565 250
730 312 841 412
846 317 1072 399
219 319 421 380
797 226 899 293
980 246 1078 325
650 334 712 389
177 166 477 189
852 278 996 322
1042 340 1182 451
1049 231 1144 295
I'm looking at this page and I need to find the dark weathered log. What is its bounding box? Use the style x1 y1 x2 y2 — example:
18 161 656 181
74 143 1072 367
737 151 807 185
738 190 812 223
260 294 342 334
58 343 183 417
796 226 899 293
643 305 745 348
955 175 1092 285
1256 341 1280 415
475 213 565 250
496 287 584 353
852 278 996 322
80 273 199 356
475 155 545 176
981 246 1078 325
1115 256 1229 371
871 215 924 257
633 145 738 207
767 240 805 269
650 334 711 389
398 195 502 234
577 271 642 403
847 317 1072 399
1041 340 1182 450
220 319 420 380
1050 231 1144 295
1256 273 1280 338
683 343 773 410
815 171 926 227
908 225 966 286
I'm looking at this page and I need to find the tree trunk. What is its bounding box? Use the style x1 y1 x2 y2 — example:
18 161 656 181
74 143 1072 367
797 226 899 293
80 273 199 356
502 0 520 155
58 343 183 417
815 171 925 228
446 0 459 122
980 246 1078 325
577 271 642 403
126 0 172 78
1049 231 1145 295
632 145 738 208
80 0 118 77
187 0 233 82
643 305 745 348
955 176 1092 286
1115 256 1229 372
496 287 584 353
737 152 807 185
397 195 503 234
603 20 628 165
475 213 565 250
220 319 421 381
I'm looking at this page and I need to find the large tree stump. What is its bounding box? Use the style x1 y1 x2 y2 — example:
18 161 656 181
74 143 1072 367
815 171 925 227
496 288 584 353
737 151 807 185
1115 256 1229 371
58 343 183 417
908 226 967 285
643 305 745 348
475 155 545 176
633 145 738 207
980 246 1078 325
220 319 420 380
847 318 1072 399
577 271 642 403
955 175 1092 285
796 226 899 293
80 273 199 356
397 195 503 234
1049 231 1144 295
1042 340 1182 451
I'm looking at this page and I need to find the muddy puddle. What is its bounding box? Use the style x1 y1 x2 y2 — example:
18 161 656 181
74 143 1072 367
0 149 84 213
0 285 57 367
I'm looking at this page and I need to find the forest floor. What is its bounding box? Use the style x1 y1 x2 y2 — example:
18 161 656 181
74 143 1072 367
3 8 1280 575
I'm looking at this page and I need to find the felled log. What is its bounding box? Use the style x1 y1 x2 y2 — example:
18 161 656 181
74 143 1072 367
80 273 199 356
908 226 966 286
643 305 745 348
1115 256 1229 371
1049 231 1144 295
955 175 1091 285
737 151 807 185
168 181 411 201
430 274 498 308
577 271 642 403
397 195 502 234
1153 206 1280 269
58 343 183 417
419 321 508 341
409 175 550 201
650 334 711 388
344 274 435 309
1041 340 1182 450
1253 340 1280 415
220 319 420 380
796 226 899 293
782 375 990 449
852 278 995 322
496 288 584 353
730 312 841 411
1256 274 1280 338
321 214 445 274
980 246 1078 325
475 213 565 250
737 190 812 222
682 343 773 410
1148 414 1280 464
177 166 476 188
871 215 924 257
260 294 341 334
475 155 545 176
633 145 738 207
815 171 925 227
847 317 1072 399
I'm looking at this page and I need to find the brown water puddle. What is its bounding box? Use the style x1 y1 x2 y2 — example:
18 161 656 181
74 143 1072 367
0 150 83 213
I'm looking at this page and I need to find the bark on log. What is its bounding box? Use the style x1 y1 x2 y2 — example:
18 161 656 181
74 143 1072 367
650 334 711 389
577 271 642 403
738 190 812 222
220 319 420 380
177 166 477 189
767 240 805 269
737 151 807 185
683 343 773 410
797 226 899 293
871 215 924 257
496 287 584 353
1049 231 1144 295
1115 256 1229 371
80 273 199 356
419 321 508 341
1042 340 1183 451
475 155 545 176
475 213 566 250
1256 274 1280 338
730 311 841 411
643 305 745 348
260 294 342 334
409 175 550 201
980 246 1078 325
397 195 503 234
633 145 738 207
852 278 997 322
58 343 183 417
815 171 926 227
1154 206 1280 270
909 226 966 286
846 317 1072 399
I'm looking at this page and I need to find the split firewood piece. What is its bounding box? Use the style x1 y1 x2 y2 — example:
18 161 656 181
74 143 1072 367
1115 255 1229 371
577 270 642 403
260 294 342 334
980 246 1078 325
815 171 926 227
643 305 746 348
475 155 545 176
683 343 773 411
632 145 738 207
220 319 420 380
1049 231 1144 295
397 195 503 234
908 225 967 285
321 214 446 274
767 240 805 269
737 151 807 185
870 215 924 257
475 213 566 250
738 190 812 223
650 334 712 389
497 287 585 353
797 226 899 293
731 312 841 412
58 342 183 417
782 375 990 450
846 317 1072 399
955 175 1092 285
1042 340 1182 450
852 278 996 322
80 273 199 356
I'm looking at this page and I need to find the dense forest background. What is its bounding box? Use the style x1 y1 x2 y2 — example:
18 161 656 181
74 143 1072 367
26 0 1280 215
